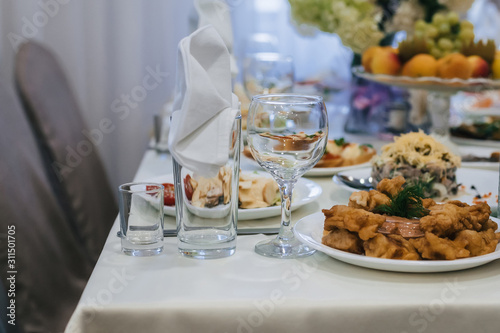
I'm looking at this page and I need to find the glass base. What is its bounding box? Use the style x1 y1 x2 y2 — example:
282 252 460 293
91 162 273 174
254 236 316 259
122 246 163 257
179 247 235 259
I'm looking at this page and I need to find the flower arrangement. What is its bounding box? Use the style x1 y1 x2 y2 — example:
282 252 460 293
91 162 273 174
288 0 476 54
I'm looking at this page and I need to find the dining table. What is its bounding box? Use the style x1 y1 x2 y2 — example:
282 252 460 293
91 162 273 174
65 114 500 333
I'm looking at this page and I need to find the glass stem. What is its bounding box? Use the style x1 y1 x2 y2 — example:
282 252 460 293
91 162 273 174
278 181 295 241
427 91 452 137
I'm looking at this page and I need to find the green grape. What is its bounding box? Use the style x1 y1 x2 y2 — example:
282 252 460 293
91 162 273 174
441 51 452 58
454 40 462 50
426 39 436 49
415 19 427 31
414 30 425 39
438 38 454 50
426 26 439 39
460 20 474 30
459 28 475 42
439 23 451 35
447 12 459 25
430 47 442 59
432 13 446 26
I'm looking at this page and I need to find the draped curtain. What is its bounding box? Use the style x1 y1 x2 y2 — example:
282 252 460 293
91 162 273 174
0 0 194 191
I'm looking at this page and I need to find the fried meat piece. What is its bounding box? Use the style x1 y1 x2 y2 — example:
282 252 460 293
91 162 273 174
376 176 406 197
322 228 364 254
464 202 491 231
419 203 469 238
323 205 386 240
348 190 390 212
422 198 436 209
446 201 491 231
453 229 498 257
410 232 470 260
364 234 420 260
483 218 499 232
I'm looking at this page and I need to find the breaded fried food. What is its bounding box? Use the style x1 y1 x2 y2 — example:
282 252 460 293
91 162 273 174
348 190 390 211
376 176 406 197
463 202 492 231
322 228 364 255
420 201 493 237
483 218 499 232
453 229 498 257
323 205 386 240
410 232 470 260
419 203 468 238
422 198 436 209
364 234 420 260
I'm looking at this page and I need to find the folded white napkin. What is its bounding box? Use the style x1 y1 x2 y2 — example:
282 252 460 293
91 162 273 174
168 25 239 178
194 0 238 77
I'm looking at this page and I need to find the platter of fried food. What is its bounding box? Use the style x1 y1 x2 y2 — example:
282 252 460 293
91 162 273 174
146 171 321 220
294 176 500 273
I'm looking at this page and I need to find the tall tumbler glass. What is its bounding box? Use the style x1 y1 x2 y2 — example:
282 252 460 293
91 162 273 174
173 114 241 259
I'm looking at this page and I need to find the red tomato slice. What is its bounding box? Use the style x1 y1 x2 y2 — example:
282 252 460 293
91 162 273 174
162 183 175 206
184 175 193 201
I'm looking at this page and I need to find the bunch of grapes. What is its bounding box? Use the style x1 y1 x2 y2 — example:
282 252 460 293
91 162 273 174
413 11 475 59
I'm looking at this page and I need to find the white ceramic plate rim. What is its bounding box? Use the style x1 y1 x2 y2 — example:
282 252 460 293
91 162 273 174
144 171 322 221
241 152 372 177
451 136 500 149
294 212 500 273
304 162 371 177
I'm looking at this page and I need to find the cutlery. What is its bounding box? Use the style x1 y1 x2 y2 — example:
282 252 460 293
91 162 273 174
334 174 374 190
116 227 280 238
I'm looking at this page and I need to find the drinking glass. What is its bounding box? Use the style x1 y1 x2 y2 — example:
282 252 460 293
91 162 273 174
246 94 328 258
243 53 294 98
119 183 164 256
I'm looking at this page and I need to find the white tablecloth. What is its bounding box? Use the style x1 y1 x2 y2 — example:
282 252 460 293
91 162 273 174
66 143 500 333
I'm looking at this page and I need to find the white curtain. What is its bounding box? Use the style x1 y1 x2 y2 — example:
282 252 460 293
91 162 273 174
0 0 195 191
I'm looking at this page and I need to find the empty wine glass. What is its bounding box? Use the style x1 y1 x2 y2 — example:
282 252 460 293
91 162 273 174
243 53 294 98
247 94 328 258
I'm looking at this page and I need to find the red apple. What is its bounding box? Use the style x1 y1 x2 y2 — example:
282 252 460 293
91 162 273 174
467 55 490 78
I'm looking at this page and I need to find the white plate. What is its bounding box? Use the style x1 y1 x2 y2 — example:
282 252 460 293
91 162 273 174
241 150 372 177
304 162 371 177
332 167 499 209
294 212 500 273
145 171 322 221
458 145 500 169
451 136 500 149
459 91 500 117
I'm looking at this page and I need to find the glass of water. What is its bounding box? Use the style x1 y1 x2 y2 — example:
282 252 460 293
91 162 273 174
118 183 164 256
243 53 294 98
246 94 328 258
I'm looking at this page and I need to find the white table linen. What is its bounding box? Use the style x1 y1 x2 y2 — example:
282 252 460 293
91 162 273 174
66 140 500 333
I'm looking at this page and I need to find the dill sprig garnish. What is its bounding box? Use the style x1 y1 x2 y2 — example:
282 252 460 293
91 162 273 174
374 184 429 219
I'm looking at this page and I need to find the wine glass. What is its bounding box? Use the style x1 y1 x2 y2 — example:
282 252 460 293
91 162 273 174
246 94 328 258
243 53 294 98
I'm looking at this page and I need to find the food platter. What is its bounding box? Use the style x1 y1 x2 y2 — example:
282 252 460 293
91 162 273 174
333 167 499 209
294 212 500 273
352 66 500 93
145 171 322 220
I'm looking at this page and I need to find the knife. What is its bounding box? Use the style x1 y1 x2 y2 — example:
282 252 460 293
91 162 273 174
116 227 280 238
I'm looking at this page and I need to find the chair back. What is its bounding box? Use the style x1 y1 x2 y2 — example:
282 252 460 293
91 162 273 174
0 77 93 332
15 41 117 263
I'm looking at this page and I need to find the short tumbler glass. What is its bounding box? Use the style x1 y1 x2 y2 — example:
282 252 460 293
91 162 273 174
119 183 164 256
